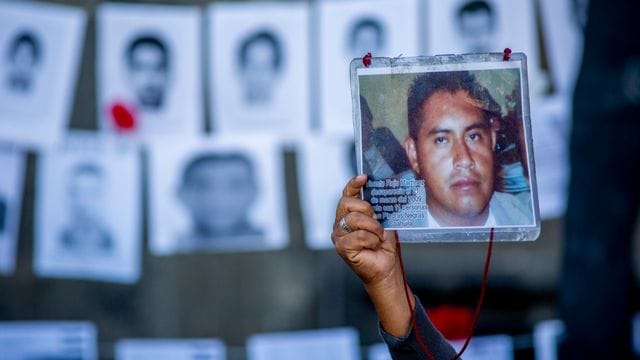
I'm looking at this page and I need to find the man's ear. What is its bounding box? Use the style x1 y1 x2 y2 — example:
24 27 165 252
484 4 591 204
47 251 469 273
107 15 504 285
404 136 420 176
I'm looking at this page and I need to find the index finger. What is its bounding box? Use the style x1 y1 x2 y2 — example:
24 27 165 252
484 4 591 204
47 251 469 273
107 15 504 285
342 174 368 198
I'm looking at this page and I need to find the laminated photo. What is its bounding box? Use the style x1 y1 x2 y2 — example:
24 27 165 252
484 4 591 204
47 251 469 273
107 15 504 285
351 54 540 241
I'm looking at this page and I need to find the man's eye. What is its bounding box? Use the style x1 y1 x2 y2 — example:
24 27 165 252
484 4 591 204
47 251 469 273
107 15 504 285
435 136 448 144
468 133 481 141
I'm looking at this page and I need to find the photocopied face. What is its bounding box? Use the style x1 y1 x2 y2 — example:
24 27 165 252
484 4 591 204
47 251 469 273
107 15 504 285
456 0 496 53
177 152 264 250
4 29 42 93
237 29 283 104
348 17 386 57
125 33 170 111
60 162 113 255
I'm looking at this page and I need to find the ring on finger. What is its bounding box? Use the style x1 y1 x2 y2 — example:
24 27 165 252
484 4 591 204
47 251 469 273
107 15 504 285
339 215 352 233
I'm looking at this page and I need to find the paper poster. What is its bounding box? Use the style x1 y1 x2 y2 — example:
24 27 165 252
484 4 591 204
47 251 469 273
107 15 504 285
0 2 86 148
539 0 584 94
149 135 288 255
97 3 202 139
116 339 226 360
424 0 546 95
208 2 310 135
297 135 356 249
247 327 360 360
0 321 97 360
34 133 142 283
318 0 420 135
450 334 513 360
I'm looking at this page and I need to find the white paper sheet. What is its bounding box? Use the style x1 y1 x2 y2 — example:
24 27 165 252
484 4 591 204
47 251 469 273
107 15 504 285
0 2 86 149
34 132 142 283
208 2 310 135
318 0 420 135
148 135 288 255
116 338 226 360
97 3 203 140
247 327 361 360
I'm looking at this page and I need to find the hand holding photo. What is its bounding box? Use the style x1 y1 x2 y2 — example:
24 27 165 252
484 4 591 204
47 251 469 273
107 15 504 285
351 53 540 241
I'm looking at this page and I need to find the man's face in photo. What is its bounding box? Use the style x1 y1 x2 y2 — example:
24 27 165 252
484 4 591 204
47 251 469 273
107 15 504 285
6 33 40 92
458 5 495 53
352 23 383 56
405 89 496 226
240 34 280 104
127 39 169 110
68 167 105 227
179 158 257 236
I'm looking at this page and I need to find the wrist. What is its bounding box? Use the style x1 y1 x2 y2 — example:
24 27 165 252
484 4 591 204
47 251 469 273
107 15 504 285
364 264 415 337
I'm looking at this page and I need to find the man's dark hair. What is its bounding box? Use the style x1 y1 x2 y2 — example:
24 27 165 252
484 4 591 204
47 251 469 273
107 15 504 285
457 0 495 26
238 30 282 72
7 30 41 64
181 153 256 187
407 71 501 140
125 34 170 69
349 17 385 51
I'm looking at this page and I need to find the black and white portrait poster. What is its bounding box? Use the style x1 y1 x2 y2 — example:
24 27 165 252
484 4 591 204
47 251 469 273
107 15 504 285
318 0 420 135
34 133 141 283
297 135 355 250
208 2 310 135
424 0 545 94
0 2 86 149
97 3 202 140
539 0 584 95
0 321 97 360
0 146 26 276
530 94 570 219
115 339 226 360
149 135 288 255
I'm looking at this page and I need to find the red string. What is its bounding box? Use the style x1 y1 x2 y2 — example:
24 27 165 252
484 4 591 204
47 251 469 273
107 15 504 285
397 227 495 360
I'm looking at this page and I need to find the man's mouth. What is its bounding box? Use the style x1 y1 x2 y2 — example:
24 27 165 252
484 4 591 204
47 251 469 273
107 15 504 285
450 177 481 191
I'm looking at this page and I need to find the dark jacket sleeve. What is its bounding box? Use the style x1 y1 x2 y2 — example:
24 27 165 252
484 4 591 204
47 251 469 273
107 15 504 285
380 296 457 360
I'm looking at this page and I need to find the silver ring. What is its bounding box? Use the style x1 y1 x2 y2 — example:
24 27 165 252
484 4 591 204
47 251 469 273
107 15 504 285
339 216 352 233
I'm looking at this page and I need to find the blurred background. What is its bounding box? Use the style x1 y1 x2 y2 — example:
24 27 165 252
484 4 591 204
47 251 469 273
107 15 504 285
0 0 638 359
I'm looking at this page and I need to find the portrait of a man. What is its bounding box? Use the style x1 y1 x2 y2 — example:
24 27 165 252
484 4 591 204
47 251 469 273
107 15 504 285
456 0 497 53
4 30 42 93
400 71 532 227
124 33 170 111
348 17 386 57
59 163 114 255
176 152 264 251
237 30 283 104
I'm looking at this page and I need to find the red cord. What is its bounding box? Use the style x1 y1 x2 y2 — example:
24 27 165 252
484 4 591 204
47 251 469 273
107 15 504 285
397 228 495 360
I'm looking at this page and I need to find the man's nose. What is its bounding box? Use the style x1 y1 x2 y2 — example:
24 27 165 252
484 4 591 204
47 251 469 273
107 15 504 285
453 140 474 169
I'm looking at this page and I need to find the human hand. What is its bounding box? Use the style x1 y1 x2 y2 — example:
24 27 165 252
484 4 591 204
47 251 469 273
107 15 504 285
332 174 414 336
331 174 399 287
